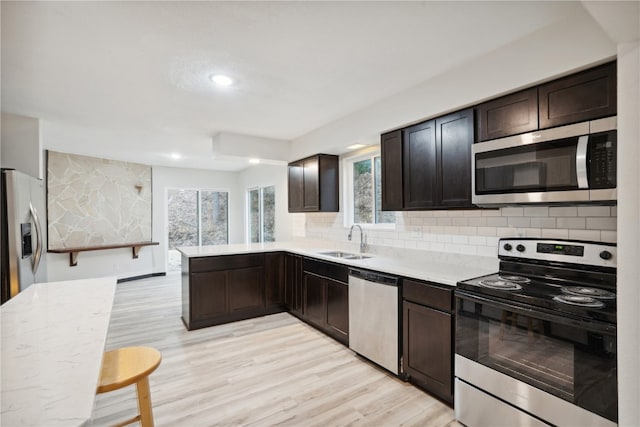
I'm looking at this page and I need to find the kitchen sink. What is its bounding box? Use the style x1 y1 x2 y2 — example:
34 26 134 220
317 251 373 260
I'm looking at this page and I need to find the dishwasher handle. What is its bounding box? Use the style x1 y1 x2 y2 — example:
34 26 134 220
349 269 398 286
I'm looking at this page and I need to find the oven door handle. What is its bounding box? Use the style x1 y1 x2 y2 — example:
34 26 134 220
455 290 616 335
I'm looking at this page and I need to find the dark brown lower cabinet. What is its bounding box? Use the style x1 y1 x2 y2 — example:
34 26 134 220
301 258 349 345
265 252 285 308
284 253 303 315
402 279 454 404
182 253 284 330
326 279 349 342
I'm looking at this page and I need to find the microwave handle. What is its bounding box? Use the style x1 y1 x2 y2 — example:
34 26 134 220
576 135 589 189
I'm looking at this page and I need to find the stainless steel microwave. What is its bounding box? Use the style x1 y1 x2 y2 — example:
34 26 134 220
472 117 616 206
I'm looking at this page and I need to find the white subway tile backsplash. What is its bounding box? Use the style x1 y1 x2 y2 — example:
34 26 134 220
468 217 488 227
578 206 611 217
304 201 616 259
530 217 556 228
557 217 586 229
481 209 502 217
549 206 578 217
541 229 570 239
477 227 498 236
501 207 524 216
486 217 508 227
569 229 601 241
586 217 617 230
452 217 469 226
523 206 549 217
437 217 452 226
611 206 617 216
508 217 531 228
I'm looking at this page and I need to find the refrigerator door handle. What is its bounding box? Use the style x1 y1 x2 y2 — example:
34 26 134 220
29 202 43 274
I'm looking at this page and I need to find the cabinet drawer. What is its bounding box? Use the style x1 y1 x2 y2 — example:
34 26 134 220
190 254 264 273
303 258 348 283
403 279 453 312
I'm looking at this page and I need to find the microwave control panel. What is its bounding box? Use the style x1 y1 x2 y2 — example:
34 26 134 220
589 131 616 188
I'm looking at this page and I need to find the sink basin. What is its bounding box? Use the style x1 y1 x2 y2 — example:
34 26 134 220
317 251 373 260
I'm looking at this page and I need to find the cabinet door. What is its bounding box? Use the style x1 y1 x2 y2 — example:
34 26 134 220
381 130 403 211
476 87 538 141
190 271 227 321
285 254 303 314
228 267 264 312
288 162 304 212
403 301 453 403
326 279 349 344
303 157 320 211
403 120 437 209
539 61 616 129
303 272 326 327
265 253 284 308
437 109 474 208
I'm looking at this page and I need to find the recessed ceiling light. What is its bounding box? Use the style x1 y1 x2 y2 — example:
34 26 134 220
347 144 367 150
249 158 260 164
170 153 181 160
210 74 233 87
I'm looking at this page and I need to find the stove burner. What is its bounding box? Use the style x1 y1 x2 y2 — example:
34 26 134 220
553 295 605 308
561 287 616 300
478 279 523 291
498 274 531 284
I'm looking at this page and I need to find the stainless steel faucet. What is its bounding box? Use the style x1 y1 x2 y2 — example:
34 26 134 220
348 224 367 253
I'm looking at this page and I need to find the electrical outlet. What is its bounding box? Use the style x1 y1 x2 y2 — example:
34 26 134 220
411 227 423 238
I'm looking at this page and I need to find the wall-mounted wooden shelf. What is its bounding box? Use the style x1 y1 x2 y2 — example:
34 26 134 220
49 242 159 267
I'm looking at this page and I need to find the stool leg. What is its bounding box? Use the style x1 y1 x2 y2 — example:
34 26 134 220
136 377 154 427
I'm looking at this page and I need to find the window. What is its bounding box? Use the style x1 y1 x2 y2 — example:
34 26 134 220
248 186 275 243
345 152 395 226
167 188 228 271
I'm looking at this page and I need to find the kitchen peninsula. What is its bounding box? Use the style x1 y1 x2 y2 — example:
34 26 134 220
1 277 117 427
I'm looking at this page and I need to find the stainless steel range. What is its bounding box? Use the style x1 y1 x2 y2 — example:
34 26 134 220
455 238 617 427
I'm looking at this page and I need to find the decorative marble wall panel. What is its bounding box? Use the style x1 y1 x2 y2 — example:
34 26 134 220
47 151 152 249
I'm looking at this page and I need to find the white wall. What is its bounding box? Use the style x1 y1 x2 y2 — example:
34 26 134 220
1 112 43 179
151 166 243 274
239 163 293 242
616 40 640 427
290 9 616 159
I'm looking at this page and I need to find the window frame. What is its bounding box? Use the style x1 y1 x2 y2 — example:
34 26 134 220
342 150 396 230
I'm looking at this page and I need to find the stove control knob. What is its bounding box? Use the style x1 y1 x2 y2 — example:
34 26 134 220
600 250 613 260
516 244 526 253
503 243 513 251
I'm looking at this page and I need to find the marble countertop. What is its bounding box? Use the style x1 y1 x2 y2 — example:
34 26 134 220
178 240 498 286
1 276 117 427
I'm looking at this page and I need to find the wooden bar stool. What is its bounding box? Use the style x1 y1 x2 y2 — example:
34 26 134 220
97 346 162 427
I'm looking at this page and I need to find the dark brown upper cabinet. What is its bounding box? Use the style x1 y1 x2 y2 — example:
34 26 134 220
288 154 339 213
403 120 438 209
538 61 616 129
380 130 403 211
437 109 474 208
395 109 474 210
477 61 616 142
476 87 538 142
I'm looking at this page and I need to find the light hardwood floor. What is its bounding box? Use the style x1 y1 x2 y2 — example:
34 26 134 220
91 273 460 427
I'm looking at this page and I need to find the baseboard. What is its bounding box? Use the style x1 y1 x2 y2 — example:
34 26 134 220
117 272 167 283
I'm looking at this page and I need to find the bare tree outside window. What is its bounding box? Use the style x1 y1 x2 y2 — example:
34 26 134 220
351 155 395 225
353 159 373 223
167 188 229 271
248 186 275 243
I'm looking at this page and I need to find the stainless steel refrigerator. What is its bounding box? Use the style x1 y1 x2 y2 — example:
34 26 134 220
1 169 47 304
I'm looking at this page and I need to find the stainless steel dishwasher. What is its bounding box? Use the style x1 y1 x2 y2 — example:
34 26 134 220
348 268 399 375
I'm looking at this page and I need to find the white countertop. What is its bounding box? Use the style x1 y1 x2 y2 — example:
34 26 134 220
1 276 117 427
178 240 498 286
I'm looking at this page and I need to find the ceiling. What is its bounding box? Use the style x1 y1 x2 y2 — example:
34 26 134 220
0 1 618 171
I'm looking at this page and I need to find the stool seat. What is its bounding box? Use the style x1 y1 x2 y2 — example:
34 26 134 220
98 346 162 427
